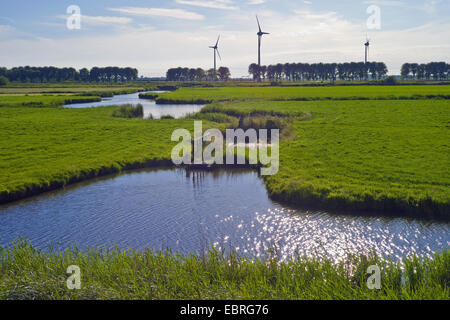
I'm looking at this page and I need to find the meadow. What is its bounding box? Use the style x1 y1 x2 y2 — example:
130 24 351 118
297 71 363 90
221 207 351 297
0 241 448 300
0 106 192 203
0 95 102 107
147 85 450 104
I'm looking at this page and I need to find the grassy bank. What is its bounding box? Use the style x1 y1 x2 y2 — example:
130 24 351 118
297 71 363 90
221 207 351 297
147 85 450 104
0 95 102 108
0 241 448 300
0 106 196 204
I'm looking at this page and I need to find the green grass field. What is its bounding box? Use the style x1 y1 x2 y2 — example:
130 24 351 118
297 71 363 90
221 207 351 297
0 106 206 203
0 241 448 300
149 85 450 103
0 95 102 108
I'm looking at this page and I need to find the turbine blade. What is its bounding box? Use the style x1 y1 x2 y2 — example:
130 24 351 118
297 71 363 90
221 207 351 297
216 48 222 61
216 35 220 47
256 15 262 32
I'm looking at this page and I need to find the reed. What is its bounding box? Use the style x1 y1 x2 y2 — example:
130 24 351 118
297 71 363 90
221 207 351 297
0 240 447 300
111 104 144 118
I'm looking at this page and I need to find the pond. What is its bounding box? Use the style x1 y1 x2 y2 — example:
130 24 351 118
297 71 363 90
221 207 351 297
0 168 448 262
64 91 204 119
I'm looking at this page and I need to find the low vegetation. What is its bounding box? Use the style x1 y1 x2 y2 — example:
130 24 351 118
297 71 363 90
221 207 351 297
0 241 448 300
147 85 450 104
111 104 144 119
0 95 102 108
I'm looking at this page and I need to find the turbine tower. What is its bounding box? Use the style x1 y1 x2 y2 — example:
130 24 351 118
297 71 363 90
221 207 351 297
209 35 221 80
256 15 269 81
364 37 370 64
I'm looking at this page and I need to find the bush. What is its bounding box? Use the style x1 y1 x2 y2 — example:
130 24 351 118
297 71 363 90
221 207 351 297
0 76 9 86
112 104 144 118
380 76 399 85
160 115 175 120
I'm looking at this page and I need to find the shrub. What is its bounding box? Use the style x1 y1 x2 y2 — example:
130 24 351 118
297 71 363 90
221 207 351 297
0 76 9 86
111 104 144 118
380 76 399 85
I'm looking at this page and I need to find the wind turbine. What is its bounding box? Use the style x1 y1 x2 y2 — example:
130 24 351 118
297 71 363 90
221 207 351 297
256 15 269 81
364 36 371 64
209 35 221 80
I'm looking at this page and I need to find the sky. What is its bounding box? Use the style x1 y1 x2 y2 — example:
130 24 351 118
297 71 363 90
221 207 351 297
0 0 449 77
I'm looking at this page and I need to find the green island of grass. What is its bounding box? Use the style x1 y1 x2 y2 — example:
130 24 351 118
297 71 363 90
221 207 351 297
145 85 450 104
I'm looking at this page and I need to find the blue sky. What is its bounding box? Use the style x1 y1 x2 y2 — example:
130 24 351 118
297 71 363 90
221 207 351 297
0 0 449 76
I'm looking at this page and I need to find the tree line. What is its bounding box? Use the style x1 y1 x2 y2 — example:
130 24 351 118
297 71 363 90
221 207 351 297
400 62 449 80
0 66 139 83
248 62 389 82
166 67 231 81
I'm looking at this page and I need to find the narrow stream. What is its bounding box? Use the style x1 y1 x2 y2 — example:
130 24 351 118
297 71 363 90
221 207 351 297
64 91 204 119
0 168 448 262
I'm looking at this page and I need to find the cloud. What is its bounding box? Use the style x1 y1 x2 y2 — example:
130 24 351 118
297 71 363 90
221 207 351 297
363 0 406 6
248 0 266 4
81 16 132 26
303 1 312 4
109 7 204 20
175 0 239 10
57 15 132 26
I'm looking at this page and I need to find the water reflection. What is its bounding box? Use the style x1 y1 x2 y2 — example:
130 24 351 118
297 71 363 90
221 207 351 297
0 168 448 262
64 91 204 119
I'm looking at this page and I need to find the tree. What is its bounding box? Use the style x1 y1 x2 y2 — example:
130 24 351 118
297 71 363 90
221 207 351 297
0 75 8 86
401 63 410 79
206 68 217 81
248 63 260 81
218 67 231 81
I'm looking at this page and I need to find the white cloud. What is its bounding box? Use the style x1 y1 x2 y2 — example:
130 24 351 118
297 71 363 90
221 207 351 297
248 0 266 4
57 15 132 26
175 0 239 10
82 16 133 26
363 0 406 6
109 7 204 20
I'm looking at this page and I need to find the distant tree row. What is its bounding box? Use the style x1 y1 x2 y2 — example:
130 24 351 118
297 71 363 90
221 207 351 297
166 67 231 81
248 62 389 82
0 66 139 83
400 62 449 80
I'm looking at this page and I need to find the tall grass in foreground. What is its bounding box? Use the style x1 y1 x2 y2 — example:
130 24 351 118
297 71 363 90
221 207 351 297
111 104 144 119
0 241 448 300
